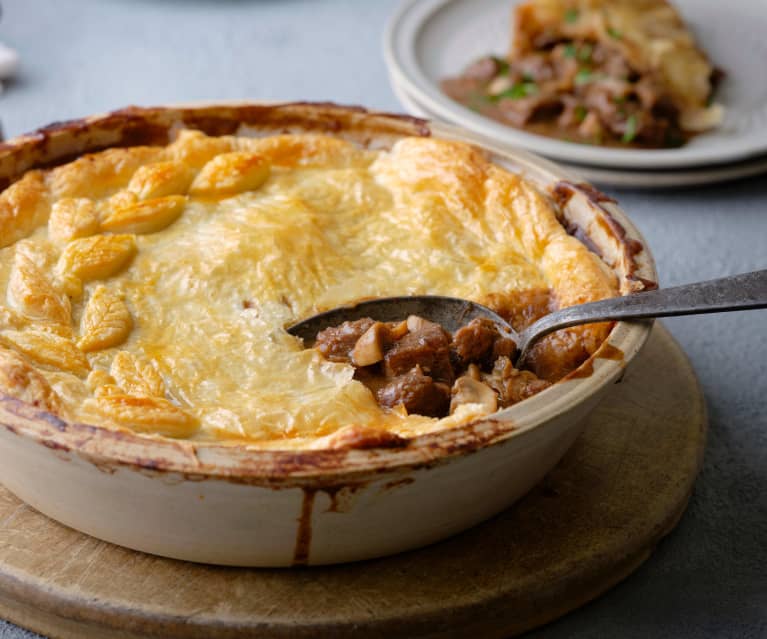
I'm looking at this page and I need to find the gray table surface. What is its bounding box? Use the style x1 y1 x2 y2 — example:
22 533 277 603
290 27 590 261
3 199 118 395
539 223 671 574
1 0 765 637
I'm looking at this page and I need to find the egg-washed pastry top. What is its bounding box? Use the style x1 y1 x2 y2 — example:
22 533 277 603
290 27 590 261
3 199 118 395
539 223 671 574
0 130 617 449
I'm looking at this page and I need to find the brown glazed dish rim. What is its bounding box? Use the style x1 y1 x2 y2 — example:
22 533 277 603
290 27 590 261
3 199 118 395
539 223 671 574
0 102 658 486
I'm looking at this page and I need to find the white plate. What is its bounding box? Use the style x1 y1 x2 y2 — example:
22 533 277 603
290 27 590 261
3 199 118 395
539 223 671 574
384 0 767 170
389 75 767 188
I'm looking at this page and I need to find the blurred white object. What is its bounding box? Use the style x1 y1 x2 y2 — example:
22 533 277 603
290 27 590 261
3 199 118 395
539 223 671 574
0 42 19 90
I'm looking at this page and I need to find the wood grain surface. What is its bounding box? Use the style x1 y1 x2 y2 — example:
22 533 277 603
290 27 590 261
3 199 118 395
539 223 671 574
0 323 706 639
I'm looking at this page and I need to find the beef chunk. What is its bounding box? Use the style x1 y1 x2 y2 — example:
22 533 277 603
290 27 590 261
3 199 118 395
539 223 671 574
483 356 551 407
452 319 517 370
463 56 505 81
498 94 563 127
377 365 451 418
383 320 453 383
525 329 603 381
492 336 517 361
451 318 498 364
315 318 374 363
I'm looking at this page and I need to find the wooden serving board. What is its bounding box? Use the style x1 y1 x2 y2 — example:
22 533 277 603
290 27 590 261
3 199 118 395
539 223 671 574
0 324 706 639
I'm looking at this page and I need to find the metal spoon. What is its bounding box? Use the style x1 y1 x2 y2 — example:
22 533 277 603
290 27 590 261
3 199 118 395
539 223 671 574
288 269 767 366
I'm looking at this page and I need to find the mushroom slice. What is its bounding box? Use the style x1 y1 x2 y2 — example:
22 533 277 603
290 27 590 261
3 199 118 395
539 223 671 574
351 321 388 367
387 319 409 340
450 375 498 415
406 315 443 333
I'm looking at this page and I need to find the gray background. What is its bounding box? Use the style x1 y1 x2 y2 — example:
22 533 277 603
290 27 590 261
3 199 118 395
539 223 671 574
0 0 765 637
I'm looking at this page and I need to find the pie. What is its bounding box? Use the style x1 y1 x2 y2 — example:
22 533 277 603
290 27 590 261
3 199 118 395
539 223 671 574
0 125 618 448
442 0 723 148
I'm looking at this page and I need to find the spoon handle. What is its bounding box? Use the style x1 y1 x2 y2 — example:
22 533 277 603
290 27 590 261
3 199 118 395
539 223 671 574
521 269 767 346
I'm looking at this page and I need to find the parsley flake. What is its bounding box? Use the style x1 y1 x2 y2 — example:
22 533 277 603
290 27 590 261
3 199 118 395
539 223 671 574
492 56 510 76
564 8 579 23
491 82 539 101
622 114 638 143
574 69 594 85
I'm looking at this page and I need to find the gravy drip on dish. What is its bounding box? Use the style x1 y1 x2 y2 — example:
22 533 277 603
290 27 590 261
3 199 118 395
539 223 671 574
0 131 617 447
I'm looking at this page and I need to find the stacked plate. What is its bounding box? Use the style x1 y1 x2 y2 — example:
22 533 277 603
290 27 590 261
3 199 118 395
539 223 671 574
384 0 767 188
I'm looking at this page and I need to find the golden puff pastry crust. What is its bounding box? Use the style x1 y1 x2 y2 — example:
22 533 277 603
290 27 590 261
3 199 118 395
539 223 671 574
0 128 618 447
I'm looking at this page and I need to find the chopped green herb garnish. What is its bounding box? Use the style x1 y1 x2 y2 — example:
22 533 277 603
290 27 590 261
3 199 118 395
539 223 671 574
578 43 593 62
574 69 594 85
622 114 638 143
607 27 622 39
563 43 577 58
523 72 535 83
575 105 588 123
492 82 539 100
492 56 510 76
519 82 539 97
613 95 627 104
564 8 579 23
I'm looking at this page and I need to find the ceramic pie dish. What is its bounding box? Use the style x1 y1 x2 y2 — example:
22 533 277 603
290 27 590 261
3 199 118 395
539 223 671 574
0 102 656 566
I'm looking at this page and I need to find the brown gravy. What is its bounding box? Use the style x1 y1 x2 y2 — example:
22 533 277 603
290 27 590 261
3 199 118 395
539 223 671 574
441 77 657 149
